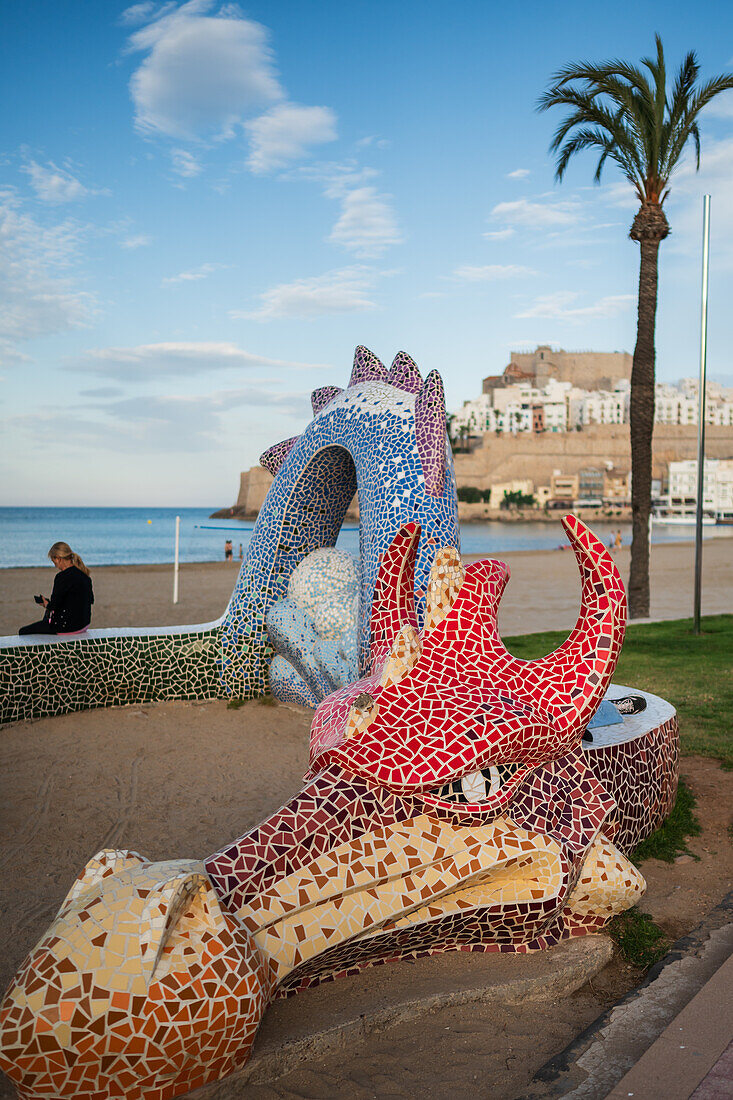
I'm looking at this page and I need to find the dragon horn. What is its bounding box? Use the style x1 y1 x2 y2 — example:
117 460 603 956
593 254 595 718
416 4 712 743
415 370 447 497
349 346 389 386
530 514 627 730
259 436 299 476
369 523 420 668
453 515 626 734
311 386 343 414
388 351 422 394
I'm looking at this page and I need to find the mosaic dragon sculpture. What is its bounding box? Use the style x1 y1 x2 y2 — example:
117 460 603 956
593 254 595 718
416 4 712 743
0 518 679 1100
1 347 459 722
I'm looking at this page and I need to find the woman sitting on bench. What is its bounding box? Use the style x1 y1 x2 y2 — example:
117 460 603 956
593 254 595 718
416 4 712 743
19 542 94 636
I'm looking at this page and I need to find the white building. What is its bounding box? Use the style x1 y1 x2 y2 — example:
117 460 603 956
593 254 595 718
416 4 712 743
581 382 628 426
655 380 733 426
451 372 733 437
666 458 733 517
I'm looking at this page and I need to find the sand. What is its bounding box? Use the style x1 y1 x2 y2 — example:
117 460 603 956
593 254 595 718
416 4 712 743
2 537 732 639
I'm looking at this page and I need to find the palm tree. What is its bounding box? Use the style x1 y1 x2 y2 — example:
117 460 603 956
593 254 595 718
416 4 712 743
538 35 733 618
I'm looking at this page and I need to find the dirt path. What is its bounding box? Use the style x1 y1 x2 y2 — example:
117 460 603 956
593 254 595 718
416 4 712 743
0 698 731 1099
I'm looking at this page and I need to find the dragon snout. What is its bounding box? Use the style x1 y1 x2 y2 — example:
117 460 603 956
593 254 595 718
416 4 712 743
0 850 271 1100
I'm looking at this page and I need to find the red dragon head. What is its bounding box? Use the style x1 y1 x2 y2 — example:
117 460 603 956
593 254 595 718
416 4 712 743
308 514 627 816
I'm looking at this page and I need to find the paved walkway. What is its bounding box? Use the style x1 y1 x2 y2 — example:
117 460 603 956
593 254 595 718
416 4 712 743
528 894 733 1100
606 952 733 1099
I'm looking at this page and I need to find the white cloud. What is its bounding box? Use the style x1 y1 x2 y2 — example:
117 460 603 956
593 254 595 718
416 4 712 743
483 227 515 241
13 384 310 454
120 232 152 249
245 103 337 173
490 197 581 229
296 163 402 257
507 168 530 179
239 266 381 321
0 191 93 364
664 136 733 265
118 2 166 26
355 135 390 149
67 341 328 380
298 161 379 194
124 4 339 176
328 186 403 257
170 148 202 176
515 291 633 320
126 2 284 140
452 264 535 282
22 160 100 204
161 261 222 285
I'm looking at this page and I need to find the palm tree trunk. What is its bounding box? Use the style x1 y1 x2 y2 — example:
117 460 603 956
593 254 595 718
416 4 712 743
628 235 661 619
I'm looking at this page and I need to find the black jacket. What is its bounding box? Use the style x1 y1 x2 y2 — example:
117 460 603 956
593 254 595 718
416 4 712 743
46 566 94 632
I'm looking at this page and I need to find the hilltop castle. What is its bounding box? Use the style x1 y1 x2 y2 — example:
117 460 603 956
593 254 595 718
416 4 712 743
483 345 632 395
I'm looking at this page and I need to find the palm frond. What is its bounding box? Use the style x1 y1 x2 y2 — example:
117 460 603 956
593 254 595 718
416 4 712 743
661 50 700 167
539 36 733 209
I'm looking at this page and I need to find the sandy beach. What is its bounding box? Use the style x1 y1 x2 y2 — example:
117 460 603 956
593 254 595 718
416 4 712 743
2 536 732 639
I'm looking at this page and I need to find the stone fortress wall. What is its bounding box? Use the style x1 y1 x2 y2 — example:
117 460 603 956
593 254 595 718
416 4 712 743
221 424 733 521
452 424 733 489
484 345 633 394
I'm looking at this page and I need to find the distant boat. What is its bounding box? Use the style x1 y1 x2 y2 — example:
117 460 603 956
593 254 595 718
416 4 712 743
653 513 716 526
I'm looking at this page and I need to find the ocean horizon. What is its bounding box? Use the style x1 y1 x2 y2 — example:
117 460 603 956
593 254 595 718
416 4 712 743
1 507 730 570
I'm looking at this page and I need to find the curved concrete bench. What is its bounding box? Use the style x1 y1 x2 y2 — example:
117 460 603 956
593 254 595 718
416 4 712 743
0 620 225 724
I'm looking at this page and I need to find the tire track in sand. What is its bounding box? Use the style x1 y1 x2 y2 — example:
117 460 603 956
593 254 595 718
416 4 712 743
99 750 143 850
1 772 54 870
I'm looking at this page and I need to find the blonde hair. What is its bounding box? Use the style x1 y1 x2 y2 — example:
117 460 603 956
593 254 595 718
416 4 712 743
48 541 90 576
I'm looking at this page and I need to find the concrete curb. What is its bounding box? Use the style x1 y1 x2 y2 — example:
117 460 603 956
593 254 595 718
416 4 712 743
191 935 613 1097
522 891 733 1099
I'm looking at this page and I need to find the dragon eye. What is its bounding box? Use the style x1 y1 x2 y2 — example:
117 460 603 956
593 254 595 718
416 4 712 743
435 763 521 805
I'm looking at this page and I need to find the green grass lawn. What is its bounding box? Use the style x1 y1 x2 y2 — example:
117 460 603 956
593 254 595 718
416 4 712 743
503 614 733 769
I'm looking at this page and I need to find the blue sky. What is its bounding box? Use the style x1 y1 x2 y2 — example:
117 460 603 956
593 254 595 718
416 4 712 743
2 0 733 506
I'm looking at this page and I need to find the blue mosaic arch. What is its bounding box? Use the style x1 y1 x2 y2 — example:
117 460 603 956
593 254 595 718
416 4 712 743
0 347 459 722
221 348 460 698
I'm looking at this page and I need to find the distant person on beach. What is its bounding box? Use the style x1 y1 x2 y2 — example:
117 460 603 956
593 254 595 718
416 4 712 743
614 529 623 551
238 543 243 560
19 542 94 636
224 539 233 561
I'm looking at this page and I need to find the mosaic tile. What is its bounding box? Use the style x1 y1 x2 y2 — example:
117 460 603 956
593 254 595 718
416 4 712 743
0 517 679 1100
266 548 360 704
221 346 461 699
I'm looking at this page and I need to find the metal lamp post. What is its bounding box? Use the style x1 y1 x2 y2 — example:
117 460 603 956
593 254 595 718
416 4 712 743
693 195 711 635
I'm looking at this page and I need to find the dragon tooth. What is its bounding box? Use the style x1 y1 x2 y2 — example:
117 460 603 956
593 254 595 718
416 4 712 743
380 624 422 688
424 547 465 630
259 436 299 476
311 386 343 414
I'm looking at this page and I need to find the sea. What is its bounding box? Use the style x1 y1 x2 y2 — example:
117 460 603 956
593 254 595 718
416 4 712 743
0 507 730 569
